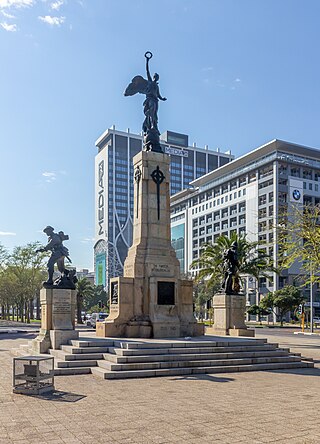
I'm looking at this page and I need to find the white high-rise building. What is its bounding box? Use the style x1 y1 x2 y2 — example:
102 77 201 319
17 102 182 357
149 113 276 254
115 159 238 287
170 139 320 318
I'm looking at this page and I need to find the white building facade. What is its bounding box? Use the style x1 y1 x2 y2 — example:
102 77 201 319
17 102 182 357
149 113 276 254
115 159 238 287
170 139 320 317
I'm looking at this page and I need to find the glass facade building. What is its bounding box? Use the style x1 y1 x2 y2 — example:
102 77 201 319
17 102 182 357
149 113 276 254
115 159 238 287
94 127 233 290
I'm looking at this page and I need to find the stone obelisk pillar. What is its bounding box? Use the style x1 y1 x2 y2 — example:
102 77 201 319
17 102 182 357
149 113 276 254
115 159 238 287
96 150 203 338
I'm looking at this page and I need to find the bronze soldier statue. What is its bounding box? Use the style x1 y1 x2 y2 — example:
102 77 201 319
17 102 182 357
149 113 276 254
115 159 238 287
37 226 76 289
222 241 240 294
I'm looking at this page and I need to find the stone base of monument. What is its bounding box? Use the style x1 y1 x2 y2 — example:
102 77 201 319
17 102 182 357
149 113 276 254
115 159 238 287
96 276 204 339
31 288 78 353
207 292 255 337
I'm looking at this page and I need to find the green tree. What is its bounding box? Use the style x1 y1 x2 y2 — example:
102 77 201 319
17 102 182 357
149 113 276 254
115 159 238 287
277 204 320 285
247 304 270 325
259 285 304 326
193 281 217 321
76 277 94 324
83 285 108 312
191 233 277 291
7 242 47 322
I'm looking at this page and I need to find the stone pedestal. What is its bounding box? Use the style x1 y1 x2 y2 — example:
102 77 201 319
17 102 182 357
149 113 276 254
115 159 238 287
96 151 203 339
207 293 254 337
32 288 78 353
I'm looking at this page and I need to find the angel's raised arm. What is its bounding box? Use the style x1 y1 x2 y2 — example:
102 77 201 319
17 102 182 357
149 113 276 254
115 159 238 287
145 51 153 81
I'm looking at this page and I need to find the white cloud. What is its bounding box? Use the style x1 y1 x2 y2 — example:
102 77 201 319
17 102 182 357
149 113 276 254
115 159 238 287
0 21 17 30
51 0 63 10
42 171 57 182
81 237 95 244
38 14 65 25
0 231 16 236
0 0 34 8
235 78 241 83
1 10 15 17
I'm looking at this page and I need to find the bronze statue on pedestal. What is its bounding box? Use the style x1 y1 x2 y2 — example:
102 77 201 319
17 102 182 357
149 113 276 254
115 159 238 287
124 51 167 153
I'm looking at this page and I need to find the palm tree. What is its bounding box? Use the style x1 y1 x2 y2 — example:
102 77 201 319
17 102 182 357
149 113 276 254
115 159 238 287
191 233 277 291
76 277 94 324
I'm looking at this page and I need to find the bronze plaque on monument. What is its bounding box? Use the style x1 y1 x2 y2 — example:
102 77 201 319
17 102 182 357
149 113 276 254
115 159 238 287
111 282 119 304
157 281 175 305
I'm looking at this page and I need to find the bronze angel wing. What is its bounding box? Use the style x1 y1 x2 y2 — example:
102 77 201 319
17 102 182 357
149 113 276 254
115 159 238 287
124 75 148 96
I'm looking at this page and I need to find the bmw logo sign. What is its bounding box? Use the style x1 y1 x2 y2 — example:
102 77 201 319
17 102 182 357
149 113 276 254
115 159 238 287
292 189 301 201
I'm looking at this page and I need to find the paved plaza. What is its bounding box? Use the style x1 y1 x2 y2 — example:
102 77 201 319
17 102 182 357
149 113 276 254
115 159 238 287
0 329 320 444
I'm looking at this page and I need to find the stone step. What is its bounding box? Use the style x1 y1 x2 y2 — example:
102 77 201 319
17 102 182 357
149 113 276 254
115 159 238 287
56 360 98 368
110 344 279 356
54 367 92 376
98 355 302 372
91 360 313 380
60 345 110 354
69 340 114 348
113 338 267 349
50 349 104 361
103 349 292 364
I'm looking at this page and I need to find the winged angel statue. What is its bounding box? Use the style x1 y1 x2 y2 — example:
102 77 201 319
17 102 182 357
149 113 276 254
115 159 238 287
124 52 167 152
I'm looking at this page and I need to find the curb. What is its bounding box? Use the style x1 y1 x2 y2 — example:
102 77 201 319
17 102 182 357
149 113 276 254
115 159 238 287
0 329 40 334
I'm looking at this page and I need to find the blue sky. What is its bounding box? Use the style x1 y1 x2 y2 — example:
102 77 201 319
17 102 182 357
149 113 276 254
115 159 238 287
1 0 320 270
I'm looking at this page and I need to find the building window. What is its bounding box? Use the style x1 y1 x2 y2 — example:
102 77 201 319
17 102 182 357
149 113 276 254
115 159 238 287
259 277 267 288
290 167 300 177
269 192 274 202
230 180 237 190
259 195 267 206
222 209 228 218
239 176 246 186
278 192 287 204
259 208 267 218
303 169 312 180
230 217 237 227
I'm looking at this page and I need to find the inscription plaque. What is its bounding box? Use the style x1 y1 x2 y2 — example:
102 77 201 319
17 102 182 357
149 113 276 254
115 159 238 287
52 294 71 314
157 281 175 305
111 282 119 304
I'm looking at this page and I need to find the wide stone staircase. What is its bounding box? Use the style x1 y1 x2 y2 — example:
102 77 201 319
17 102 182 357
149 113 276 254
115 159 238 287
34 336 314 379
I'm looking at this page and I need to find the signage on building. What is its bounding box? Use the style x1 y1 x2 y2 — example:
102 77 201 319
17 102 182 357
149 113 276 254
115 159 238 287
289 178 303 203
165 146 189 158
95 253 106 287
98 160 105 235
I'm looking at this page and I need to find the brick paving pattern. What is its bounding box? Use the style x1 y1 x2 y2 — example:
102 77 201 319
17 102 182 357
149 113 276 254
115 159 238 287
0 331 320 444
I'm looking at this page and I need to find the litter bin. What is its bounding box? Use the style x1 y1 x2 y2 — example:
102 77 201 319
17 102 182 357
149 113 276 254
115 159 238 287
13 356 54 395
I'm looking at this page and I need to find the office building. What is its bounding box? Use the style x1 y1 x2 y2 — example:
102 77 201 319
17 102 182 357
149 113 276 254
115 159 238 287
170 139 320 315
94 126 233 289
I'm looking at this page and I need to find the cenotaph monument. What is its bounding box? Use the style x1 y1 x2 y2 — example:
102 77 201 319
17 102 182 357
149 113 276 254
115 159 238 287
96 52 204 338
207 242 254 337
32 226 79 353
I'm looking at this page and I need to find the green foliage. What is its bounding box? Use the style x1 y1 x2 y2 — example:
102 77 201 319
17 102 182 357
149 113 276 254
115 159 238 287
247 304 270 324
82 284 108 311
191 233 277 290
193 280 217 320
87 304 108 314
0 242 47 322
259 285 304 326
76 277 94 323
277 204 320 285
